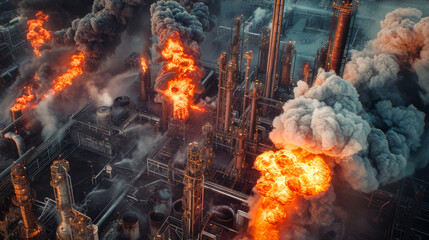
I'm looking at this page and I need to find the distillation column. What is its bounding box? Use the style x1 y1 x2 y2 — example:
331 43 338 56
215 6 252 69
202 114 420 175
326 0 357 75
182 143 204 240
279 42 295 90
265 0 286 99
248 83 261 140
201 123 214 176
11 163 44 240
51 159 74 240
224 61 235 133
216 52 228 132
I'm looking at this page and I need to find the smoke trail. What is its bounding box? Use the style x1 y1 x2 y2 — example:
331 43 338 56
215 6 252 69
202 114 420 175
55 0 152 71
150 0 210 119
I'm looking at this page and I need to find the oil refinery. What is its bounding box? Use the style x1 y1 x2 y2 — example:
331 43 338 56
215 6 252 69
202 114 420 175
0 0 429 240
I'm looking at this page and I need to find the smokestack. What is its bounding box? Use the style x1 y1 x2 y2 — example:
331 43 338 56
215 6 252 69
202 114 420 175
231 17 241 69
149 212 166 239
201 123 214 174
11 109 23 123
173 199 184 219
50 159 73 240
265 0 286 99
182 142 204 240
216 52 228 131
242 51 254 119
161 99 169 132
315 44 328 71
326 0 358 75
279 42 295 90
10 163 44 240
234 129 245 174
249 83 261 140
140 72 150 102
258 28 270 73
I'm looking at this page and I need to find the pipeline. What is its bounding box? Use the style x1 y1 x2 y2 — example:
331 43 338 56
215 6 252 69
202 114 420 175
4 132 26 157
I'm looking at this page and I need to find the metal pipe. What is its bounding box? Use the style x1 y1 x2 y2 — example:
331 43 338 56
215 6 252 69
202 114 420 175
4 132 25 157
270 0 286 97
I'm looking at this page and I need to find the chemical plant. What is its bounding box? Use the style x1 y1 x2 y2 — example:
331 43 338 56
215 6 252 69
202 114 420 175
0 0 428 240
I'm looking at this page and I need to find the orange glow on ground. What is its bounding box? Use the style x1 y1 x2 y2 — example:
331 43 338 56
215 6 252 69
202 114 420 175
159 33 203 120
27 11 50 57
250 149 331 240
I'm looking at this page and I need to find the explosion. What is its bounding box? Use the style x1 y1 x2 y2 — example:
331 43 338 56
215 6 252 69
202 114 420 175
158 34 204 120
141 57 148 73
251 149 331 240
27 11 50 57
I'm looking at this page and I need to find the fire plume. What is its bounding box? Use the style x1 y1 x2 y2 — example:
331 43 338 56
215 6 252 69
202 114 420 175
51 52 85 94
27 11 50 57
10 77 37 112
141 57 148 73
159 33 203 120
251 149 331 240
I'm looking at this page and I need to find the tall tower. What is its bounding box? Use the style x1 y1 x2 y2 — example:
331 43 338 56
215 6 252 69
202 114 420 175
258 28 270 73
325 0 358 75
10 163 44 240
50 159 74 240
265 0 286 99
231 17 242 68
201 123 214 175
182 142 204 240
216 52 228 132
279 42 295 90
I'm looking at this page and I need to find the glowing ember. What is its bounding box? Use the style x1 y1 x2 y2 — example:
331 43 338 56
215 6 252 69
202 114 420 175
159 34 203 120
250 149 331 240
10 79 37 112
27 11 50 57
51 52 85 94
140 57 148 73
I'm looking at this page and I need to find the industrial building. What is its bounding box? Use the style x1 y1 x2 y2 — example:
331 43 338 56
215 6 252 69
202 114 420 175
0 0 428 240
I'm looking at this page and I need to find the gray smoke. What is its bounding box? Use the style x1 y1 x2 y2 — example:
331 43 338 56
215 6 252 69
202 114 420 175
55 0 152 71
271 8 428 192
150 0 210 99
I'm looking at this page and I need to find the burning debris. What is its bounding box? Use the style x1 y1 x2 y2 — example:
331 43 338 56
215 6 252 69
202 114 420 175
150 0 210 120
26 11 51 57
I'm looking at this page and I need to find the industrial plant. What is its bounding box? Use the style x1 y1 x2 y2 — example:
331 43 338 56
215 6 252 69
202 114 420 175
0 0 428 240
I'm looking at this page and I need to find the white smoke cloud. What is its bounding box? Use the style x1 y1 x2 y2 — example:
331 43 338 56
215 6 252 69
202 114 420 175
35 93 58 140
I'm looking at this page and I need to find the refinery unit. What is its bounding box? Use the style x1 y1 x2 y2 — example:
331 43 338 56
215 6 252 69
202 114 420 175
0 0 429 240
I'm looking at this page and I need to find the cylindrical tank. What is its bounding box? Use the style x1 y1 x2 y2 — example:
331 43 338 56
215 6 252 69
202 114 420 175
280 42 295 89
172 200 183 219
155 189 172 215
213 206 235 229
50 159 73 240
258 28 270 73
122 212 140 240
149 212 166 239
96 105 113 126
114 96 131 108
11 163 43 240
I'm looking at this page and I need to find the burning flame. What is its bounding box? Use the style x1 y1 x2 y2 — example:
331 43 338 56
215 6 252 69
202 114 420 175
27 11 50 57
10 76 38 112
159 34 203 120
11 52 85 112
51 52 85 94
141 57 148 73
250 149 331 240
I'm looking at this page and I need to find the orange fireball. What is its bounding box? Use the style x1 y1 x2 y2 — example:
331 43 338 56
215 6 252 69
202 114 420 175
250 149 331 240
27 11 50 57
159 34 203 120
